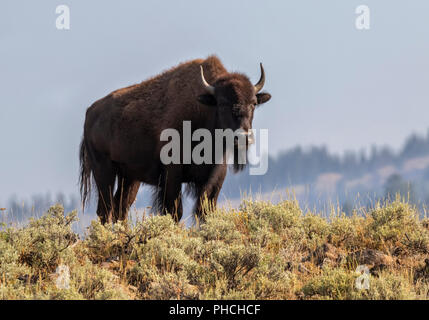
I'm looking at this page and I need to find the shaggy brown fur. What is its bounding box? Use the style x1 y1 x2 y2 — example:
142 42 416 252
80 55 271 224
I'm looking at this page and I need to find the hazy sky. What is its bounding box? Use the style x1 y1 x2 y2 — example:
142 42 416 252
1 1 429 202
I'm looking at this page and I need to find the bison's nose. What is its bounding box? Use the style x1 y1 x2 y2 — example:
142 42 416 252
236 129 255 146
246 131 255 145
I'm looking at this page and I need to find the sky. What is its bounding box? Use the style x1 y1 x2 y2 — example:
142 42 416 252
1 1 429 202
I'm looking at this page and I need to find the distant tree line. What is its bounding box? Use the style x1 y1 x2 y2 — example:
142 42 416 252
2 193 79 222
222 129 429 215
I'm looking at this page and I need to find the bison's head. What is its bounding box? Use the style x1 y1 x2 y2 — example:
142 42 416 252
197 64 271 149
197 64 271 171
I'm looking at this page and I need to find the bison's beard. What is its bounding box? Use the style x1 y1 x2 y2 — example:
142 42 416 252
232 145 248 173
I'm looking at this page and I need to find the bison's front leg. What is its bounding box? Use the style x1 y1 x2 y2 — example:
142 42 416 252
194 164 227 220
113 175 140 222
156 166 183 222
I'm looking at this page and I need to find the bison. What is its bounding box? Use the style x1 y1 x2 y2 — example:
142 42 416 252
79 55 271 224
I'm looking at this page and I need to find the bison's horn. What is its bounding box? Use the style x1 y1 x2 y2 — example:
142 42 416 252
200 66 215 95
254 63 265 93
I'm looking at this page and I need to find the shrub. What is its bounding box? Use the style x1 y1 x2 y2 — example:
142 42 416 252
365 200 429 252
301 267 357 300
2 199 429 300
302 213 330 250
6 205 78 273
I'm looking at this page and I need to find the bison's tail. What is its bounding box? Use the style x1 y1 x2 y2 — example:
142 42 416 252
79 137 92 212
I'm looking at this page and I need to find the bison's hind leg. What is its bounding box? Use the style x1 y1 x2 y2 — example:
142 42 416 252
92 157 117 224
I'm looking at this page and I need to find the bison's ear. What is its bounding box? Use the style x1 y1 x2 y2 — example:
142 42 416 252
256 92 271 105
198 94 217 106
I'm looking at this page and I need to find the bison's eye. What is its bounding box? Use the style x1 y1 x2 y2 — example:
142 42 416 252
232 104 242 117
233 112 242 121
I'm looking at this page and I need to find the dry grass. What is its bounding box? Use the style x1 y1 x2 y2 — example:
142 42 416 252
1 197 429 300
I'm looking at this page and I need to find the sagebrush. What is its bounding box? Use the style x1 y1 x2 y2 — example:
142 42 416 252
1 198 429 300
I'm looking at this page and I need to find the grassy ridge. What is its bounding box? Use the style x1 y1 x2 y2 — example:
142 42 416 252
1 198 429 300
